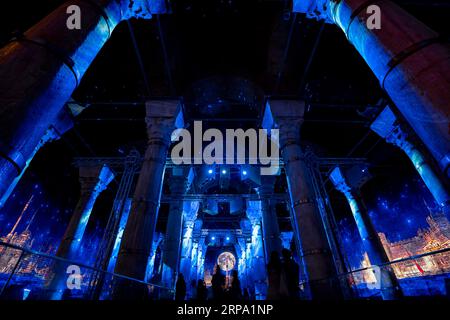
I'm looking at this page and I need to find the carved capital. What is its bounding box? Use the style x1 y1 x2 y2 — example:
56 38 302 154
78 165 114 195
329 166 353 198
292 0 334 23
371 106 414 154
263 100 305 148
145 100 183 146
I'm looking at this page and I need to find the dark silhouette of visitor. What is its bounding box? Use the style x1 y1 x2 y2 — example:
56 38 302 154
190 279 197 300
229 270 242 300
196 280 208 300
282 248 300 299
211 264 225 300
175 273 186 301
267 251 289 300
242 287 250 300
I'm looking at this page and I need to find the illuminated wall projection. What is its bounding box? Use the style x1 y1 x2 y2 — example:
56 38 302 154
337 171 450 297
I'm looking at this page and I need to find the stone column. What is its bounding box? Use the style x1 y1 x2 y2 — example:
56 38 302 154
57 165 114 259
264 100 341 299
196 236 207 282
330 166 402 300
236 237 249 291
246 200 267 300
371 106 449 214
179 210 201 286
245 241 255 297
293 0 450 175
0 108 73 208
113 100 182 299
0 1 165 203
188 241 199 283
48 164 114 299
161 169 194 289
145 233 164 281
257 177 282 261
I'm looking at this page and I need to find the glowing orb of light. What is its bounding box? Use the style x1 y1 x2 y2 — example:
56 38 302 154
217 251 236 272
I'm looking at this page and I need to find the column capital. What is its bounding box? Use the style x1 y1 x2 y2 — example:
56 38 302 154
330 165 371 197
263 100 305 147
145 100 184 146
78 165 114 194
293 0 334 23
371 106 415 154
329 167 353 198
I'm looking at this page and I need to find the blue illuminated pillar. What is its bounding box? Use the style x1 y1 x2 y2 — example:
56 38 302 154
107 199 133 273
145 233 164 280
293 0 450 175
0 109 73 208
198 237 207 282
258 177 282 261
264 100 340 299
246 200 267 300
113 100 183 299
0 1 168 204
236 237 249 291
371 107 449 215
188 240 199 283
49 164 114 300
330 166 402 300
57 165 114 259
161 168 194 290
179 210 201 290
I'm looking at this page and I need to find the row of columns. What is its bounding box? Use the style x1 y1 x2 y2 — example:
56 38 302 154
46 99 449 300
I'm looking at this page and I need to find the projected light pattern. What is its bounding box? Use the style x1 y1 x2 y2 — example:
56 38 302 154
337 174 450 296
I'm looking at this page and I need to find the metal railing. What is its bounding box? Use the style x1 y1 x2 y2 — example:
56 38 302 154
0 241 174 300
299 247 450 299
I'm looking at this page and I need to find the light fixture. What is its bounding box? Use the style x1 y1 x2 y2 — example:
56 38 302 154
242 170 247 176
208 169 213 174
226 236 230 241
211 236 216 241
222 169 227 174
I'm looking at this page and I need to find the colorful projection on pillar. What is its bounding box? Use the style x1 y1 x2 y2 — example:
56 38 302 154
337 171 450 296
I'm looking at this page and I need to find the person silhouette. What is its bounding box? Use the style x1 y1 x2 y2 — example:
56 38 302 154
282 249 300 299
211 264 225 300
229 270 242 300
266 251 289 300
196 279 208 300
175 273 186 301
